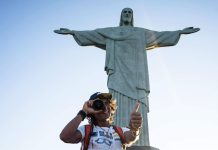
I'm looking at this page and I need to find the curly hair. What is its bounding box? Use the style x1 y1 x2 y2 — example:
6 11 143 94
86 93 117 125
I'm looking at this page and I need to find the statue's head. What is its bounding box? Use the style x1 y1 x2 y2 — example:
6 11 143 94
119 8 134 26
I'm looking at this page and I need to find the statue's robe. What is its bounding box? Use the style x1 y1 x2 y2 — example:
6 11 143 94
73 26 181 145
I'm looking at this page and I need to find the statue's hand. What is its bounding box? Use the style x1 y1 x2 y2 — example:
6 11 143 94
180 27 200 34
54 28 73 35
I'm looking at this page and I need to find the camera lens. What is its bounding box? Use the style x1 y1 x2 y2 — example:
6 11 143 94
92 99 105 111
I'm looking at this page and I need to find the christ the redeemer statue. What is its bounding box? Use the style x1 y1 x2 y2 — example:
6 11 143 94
54 7 199 149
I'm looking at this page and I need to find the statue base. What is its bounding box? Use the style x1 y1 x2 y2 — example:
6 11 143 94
126 146 159 150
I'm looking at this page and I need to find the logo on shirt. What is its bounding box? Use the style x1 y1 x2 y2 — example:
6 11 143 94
95 138 112 146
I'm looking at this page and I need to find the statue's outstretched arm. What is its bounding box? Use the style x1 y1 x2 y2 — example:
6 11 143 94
54 28 75 35
180 27 200 34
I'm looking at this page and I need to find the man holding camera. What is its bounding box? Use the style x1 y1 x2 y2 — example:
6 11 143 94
59 92 142 150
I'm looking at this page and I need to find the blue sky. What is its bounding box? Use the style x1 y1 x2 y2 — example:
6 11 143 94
1 1 218 150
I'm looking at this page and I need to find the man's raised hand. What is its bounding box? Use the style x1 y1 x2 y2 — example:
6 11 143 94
129 102 142 131
82 101 102 115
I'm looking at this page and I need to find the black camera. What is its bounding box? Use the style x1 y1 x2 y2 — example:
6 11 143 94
92 99 106 111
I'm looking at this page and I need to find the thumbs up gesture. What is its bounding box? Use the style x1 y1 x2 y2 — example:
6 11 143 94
129 102 142 131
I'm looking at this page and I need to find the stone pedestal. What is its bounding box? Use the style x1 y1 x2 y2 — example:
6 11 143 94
126 146 159 150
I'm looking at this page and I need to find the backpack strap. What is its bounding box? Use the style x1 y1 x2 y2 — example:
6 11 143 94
81 124 93 150
113 125 126 149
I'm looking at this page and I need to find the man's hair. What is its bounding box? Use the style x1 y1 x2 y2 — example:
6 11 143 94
119 8 134 26
87 93 117 125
